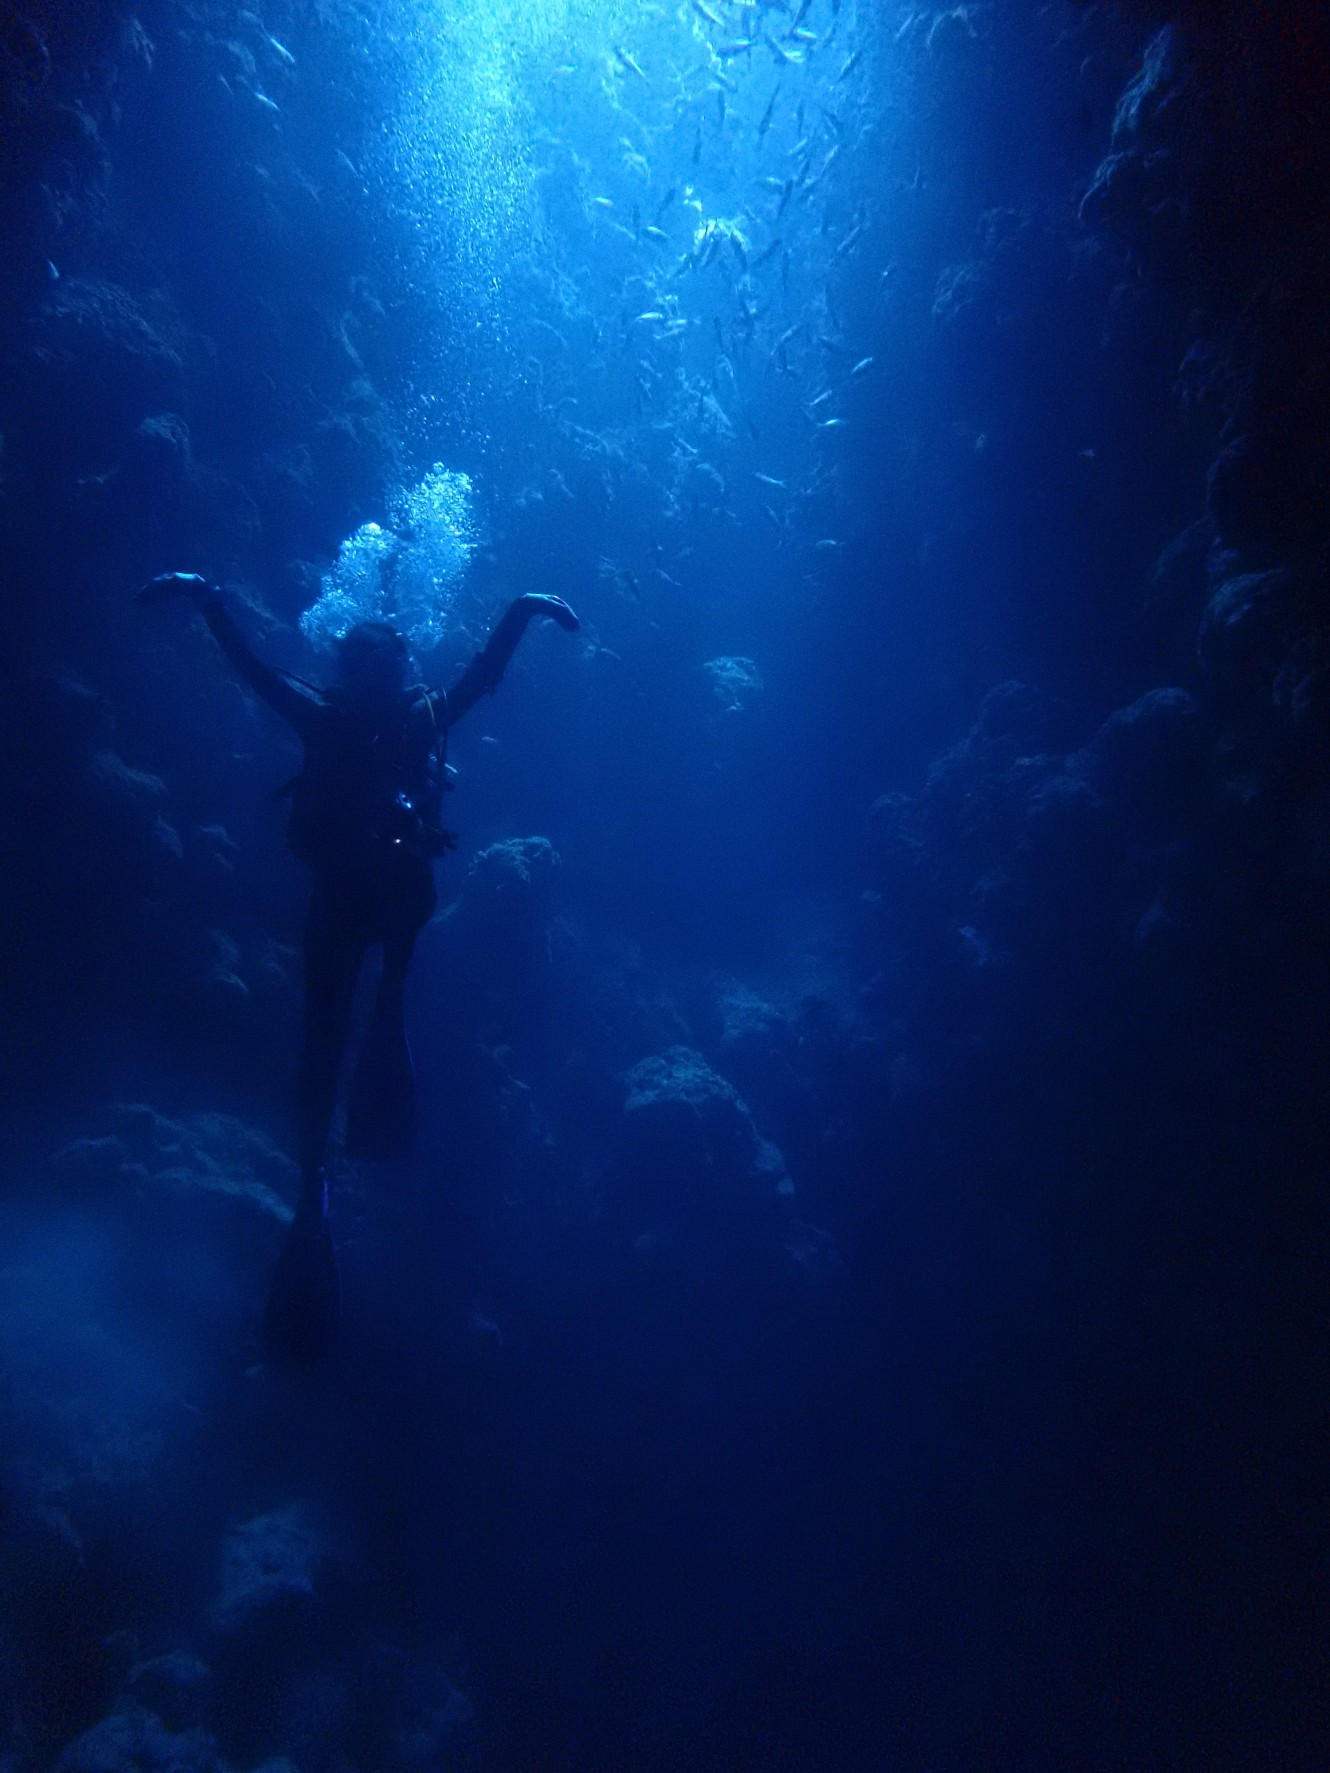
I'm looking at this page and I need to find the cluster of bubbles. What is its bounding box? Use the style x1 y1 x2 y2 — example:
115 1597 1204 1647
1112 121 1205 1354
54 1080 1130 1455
300 465 477 655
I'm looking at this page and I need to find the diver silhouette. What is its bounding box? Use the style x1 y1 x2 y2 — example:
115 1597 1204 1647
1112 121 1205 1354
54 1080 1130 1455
138 571 579 1364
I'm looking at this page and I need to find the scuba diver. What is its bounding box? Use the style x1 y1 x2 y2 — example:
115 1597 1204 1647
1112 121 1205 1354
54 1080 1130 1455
137 571 579 1364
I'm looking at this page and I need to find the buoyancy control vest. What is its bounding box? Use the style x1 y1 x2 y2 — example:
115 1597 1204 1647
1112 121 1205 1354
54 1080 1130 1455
279 685 452 873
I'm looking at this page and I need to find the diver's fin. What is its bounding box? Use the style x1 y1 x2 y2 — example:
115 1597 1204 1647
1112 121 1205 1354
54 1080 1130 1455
262 1191 341 1366
345 1010 417 1163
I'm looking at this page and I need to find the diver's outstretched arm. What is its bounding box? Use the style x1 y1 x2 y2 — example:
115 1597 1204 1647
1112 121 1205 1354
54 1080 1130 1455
137 573 319 735
437 593 579 727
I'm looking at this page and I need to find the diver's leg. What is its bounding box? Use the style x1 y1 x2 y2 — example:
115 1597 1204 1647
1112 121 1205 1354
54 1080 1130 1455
295 881 367 1200
264 883 365 1364
344 879 430 1162
375 917 420 1018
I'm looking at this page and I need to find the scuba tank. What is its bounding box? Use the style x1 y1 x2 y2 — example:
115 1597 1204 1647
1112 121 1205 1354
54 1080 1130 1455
372 696 456 859
276 684 456 869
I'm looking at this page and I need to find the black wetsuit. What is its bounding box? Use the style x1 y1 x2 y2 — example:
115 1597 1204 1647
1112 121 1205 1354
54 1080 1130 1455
202 598 518 1179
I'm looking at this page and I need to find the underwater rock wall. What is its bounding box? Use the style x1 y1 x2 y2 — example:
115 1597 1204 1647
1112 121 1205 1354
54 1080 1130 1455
856 3 1330 1102
0 0 414 1102
895 4 1330 1045
842 13 1330 1761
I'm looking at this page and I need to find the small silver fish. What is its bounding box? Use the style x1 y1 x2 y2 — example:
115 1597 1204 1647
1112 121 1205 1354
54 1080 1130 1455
834 222 865 259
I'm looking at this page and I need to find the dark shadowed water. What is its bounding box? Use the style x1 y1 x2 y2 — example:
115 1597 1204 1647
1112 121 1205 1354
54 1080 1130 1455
2 2 1329 1769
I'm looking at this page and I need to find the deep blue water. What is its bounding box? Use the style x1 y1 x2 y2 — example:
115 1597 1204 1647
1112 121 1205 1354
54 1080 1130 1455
2 2 1329 1769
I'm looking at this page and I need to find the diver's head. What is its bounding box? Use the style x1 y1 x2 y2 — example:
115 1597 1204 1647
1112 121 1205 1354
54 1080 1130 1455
335 620 409 702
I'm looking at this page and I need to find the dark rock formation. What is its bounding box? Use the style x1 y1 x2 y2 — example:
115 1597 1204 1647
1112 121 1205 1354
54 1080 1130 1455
54 1702 229 1773
209 1504 328 1642
16 279 185 479
53 1105 295 1249
614 1045 790 1250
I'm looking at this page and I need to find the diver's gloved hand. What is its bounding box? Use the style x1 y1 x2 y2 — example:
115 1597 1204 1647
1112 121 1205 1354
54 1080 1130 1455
135 571 218 607
519 593 580 632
